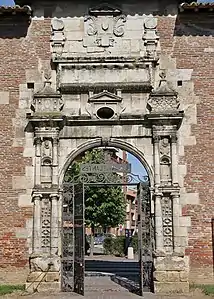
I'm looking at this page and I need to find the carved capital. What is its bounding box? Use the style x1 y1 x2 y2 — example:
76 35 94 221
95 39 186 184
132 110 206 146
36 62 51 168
52 137 59 146
49 193 59 200
171 133 177 143
34 136 42 146
32 194 42 202
153 134 160 143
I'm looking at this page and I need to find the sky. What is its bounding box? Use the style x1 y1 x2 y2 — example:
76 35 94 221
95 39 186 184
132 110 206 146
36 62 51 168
0 0 14 4
0 0 213 5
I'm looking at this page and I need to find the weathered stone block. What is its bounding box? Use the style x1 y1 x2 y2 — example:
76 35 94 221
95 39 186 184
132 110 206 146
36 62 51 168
25 282 60 293
180 271 189 282
167 271 180 282
27 272 45 282
154 282 189 294
45 272 59 282
153 271 167 282
0 91 10 104
154 256 189 272
180 193 200 205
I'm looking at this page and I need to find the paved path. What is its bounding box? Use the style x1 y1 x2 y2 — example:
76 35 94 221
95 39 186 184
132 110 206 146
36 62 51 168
2 277 210 299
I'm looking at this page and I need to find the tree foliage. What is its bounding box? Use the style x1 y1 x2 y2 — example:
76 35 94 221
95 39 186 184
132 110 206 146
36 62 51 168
65 148 126 231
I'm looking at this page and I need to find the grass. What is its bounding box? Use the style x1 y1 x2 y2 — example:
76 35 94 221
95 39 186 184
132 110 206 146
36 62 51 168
190 284 214 296
0 284 25 296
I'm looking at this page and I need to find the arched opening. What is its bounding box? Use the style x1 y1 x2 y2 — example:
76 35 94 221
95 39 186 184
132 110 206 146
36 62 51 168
61 143 154 296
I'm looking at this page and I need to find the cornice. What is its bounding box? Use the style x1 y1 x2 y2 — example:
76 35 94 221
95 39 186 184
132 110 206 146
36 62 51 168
0 5 32 15
60 82 152 94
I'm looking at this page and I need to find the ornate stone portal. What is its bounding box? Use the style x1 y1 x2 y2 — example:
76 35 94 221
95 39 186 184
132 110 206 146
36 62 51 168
26 4 189 294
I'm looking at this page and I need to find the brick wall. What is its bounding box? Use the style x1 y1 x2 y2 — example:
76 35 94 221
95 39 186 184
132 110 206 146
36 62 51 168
0 17 51 282
158 14 214 281
0 9 213 285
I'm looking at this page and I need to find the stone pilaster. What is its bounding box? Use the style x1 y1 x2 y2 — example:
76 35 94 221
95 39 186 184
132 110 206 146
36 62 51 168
50 194 59 255
34 137 42 186
172 192 181 255
154 193 164 251
32 193 42 253
52 138 59 186
153 134 161 187
171 133 179 186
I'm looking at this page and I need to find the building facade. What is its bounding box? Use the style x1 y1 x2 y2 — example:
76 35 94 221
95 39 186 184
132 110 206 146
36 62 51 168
0 0 213 293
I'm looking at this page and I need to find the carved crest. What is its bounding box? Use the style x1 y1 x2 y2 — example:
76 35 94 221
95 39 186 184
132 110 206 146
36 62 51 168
84 3 126 48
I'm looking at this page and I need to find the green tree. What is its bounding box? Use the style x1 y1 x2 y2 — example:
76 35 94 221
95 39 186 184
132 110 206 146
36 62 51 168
65 149 126 255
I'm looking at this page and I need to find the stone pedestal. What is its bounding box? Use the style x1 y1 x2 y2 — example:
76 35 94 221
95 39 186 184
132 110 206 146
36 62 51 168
26 255 61 292
153 255 189 293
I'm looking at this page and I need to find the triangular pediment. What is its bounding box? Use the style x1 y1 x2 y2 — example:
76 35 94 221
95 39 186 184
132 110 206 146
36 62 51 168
88 90 122 103
89 3 122 16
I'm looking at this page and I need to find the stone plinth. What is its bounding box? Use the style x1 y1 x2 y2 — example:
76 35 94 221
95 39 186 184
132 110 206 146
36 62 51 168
26 255 60 292
153 255 189 294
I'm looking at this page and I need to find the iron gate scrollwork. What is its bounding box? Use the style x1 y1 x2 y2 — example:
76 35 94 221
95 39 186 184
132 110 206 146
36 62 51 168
137 182 154 295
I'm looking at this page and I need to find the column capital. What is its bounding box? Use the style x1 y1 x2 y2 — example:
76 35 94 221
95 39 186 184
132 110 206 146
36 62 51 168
153 134 160 143
171 192 180 199
34 136 42 145
32 193 43 201
52 137 59 145
171 133 177 143
154 192 163 198
49 193 60 200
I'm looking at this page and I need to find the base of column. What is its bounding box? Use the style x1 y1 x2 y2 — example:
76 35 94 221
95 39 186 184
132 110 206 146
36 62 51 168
154 255 189 294
26 254 61 293
154 282 189 293
26 281 60 293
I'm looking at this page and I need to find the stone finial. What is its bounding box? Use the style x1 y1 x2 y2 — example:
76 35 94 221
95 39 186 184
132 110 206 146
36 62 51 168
147 70 179 114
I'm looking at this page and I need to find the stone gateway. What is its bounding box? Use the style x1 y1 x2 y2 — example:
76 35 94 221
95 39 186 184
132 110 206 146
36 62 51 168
0 0 213 295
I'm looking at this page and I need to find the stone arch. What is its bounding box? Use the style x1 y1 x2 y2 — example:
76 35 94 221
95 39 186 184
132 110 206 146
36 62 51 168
59 137 154 187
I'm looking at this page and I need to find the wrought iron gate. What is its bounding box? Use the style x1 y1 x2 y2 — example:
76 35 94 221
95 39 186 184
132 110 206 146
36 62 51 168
62 183 84 295
62 163 154 296
137 182 154 295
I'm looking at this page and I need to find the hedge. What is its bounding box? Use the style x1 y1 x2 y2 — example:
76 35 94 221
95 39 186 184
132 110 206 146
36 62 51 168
103 235 138 257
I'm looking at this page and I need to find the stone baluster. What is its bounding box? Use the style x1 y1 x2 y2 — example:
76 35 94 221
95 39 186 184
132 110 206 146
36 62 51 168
34 137 41 186
153 135 161 186
171 134 179 186
155 193 164 251
52 138 59 186
33 194 42 253
50 194 59 255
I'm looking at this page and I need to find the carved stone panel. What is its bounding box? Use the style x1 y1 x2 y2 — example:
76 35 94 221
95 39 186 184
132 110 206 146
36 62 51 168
161 196 173 253
159 137 171 186
41 139 52 184
143 17 160 60
41 198 51 253
83 4 126 48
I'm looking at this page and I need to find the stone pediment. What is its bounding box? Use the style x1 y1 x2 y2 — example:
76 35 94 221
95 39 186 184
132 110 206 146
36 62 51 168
88 90 122 103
